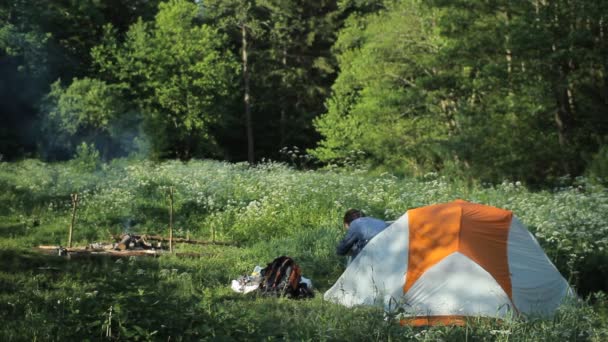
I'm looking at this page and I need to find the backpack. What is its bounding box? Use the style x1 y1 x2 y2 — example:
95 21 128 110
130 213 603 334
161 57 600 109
258 256 313 299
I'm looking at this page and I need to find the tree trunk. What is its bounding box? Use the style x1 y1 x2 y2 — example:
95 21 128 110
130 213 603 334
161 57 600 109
552 66 574 174
280 47 287 146
504 6 513 90
242 25 254 164
168 186 174 253
548 1 574 174
553 90 569 148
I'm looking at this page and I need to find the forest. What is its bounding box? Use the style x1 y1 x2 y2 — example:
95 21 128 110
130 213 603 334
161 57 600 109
2 0 606 184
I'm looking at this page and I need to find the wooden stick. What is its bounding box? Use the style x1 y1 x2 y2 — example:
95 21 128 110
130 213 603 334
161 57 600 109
168 186 174 253
68 193 79 248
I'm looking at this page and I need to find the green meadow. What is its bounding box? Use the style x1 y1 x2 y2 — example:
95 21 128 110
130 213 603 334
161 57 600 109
1 159 607 341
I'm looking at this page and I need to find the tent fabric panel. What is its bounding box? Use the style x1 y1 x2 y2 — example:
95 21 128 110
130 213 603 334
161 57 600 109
459 202 513 299
508 217 574 316
404 203 460 293
400 315 467 327
400 315 504 327
402 252 514 318
399 315 467 327
323 213 410 308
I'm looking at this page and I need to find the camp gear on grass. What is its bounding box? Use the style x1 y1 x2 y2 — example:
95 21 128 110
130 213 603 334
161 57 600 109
259 256 314 299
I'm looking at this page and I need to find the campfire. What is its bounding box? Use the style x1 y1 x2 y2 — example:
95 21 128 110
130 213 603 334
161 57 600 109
34 189 235 258
36 232 237 258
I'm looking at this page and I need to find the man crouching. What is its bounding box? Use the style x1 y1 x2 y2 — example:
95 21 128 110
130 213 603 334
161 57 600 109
337 209 389 265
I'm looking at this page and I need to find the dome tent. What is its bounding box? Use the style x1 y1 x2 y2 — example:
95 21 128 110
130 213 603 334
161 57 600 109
324 200 574 326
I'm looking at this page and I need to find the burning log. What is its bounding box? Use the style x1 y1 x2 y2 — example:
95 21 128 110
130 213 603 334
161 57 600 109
114 234 158 250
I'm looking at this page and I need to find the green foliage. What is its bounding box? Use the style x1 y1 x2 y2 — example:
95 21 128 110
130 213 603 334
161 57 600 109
203 0 345 161
90 0 238 160
71 142 101 173
311 1 449 174
0 0 163 161
0 19 51 160
588 144 608 185
0 22 49 76
2 0 607 185
313 0 608 184
46 78 125 136
436 0 608 183
42 78 144 160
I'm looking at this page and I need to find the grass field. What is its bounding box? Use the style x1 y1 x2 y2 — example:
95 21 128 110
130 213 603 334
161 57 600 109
1 159 607 340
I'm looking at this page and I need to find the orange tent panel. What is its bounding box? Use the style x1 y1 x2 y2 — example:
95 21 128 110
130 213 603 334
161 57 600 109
404 200 513 301
400 315 467 327
459 201 513 298
403 202 460 293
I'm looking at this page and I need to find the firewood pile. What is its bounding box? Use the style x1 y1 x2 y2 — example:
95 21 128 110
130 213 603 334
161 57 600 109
33 190 236 258
113 233 163 251
35 233 237 258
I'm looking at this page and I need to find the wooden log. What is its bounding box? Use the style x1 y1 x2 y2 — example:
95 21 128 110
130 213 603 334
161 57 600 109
37 246 90 253
34 246 209 258
111 234 237 246
134 236 153 249
87 243 114 251
107 249 160 256
116 234 132 251
38 245 63 250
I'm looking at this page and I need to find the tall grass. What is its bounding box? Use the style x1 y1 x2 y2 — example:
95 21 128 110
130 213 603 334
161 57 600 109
0 158 607 340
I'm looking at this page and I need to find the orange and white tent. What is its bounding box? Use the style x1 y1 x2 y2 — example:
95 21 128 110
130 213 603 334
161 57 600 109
324 200 574 325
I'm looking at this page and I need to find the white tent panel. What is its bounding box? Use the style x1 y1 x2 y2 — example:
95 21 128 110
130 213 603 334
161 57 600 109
508 217 574 315
402 252 514 318
323 213 410 308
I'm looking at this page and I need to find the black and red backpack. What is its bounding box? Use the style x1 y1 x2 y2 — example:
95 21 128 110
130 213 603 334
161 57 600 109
258 256 313 299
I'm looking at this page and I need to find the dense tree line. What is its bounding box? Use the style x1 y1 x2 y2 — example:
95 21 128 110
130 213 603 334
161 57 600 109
1 0 360 162
1 0 606 184
313 0 608 184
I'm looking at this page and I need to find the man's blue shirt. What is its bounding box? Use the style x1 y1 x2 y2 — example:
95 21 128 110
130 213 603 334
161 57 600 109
336 217 389 259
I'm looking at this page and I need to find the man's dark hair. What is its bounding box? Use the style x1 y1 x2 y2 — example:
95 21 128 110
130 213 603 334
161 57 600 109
343 209 365 225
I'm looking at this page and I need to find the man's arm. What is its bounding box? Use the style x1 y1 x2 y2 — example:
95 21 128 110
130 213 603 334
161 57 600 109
336 227 359 256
